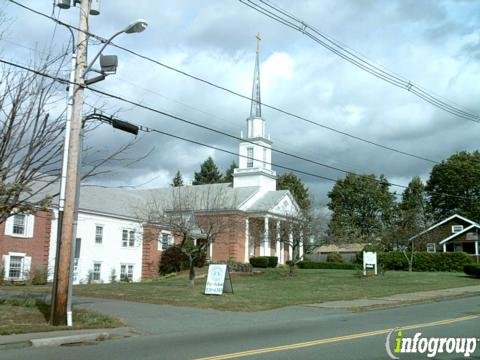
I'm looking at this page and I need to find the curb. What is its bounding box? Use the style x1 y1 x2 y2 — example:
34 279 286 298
29 332 110 347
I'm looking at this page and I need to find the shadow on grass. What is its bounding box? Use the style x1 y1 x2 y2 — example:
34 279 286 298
0 298 51 322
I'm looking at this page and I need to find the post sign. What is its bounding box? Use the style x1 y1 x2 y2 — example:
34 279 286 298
204 264 233 295
363 251 377 276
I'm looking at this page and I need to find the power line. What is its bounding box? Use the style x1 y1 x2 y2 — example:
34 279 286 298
4 57 478 202
241 0 480 123
6 0 439 165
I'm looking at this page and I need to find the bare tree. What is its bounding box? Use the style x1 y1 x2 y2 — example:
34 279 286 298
0 52 149 224
143 185 239 288
280 210 322 276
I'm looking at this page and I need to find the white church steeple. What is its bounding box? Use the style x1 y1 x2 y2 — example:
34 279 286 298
233 34 277 191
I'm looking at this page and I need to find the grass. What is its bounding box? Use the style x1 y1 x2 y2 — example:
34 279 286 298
0 298 123 335
3 269 478 312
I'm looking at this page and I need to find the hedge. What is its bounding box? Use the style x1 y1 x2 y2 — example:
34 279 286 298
297 261 356 270
358 251 473 272
249 256 278 268
326 252 344 263
464 264 480 278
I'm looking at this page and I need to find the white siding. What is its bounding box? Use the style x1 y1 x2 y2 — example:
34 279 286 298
49 211 143 284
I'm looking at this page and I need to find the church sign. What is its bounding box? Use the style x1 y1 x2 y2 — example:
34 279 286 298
204 264 233 295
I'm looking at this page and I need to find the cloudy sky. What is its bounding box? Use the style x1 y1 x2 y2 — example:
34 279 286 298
3 0 480 207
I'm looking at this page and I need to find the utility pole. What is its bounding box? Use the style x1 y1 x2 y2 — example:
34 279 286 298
51 0 89 326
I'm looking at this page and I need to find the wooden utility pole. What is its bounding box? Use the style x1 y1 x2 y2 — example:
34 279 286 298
51 0 89 326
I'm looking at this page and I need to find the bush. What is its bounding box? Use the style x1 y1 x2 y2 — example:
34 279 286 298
249 256 269 268
266 256 278 268
378 251 472 272
326 252 344 263
297 261 356 270
159 245 188 275
29 267 48 285
464 264 480 278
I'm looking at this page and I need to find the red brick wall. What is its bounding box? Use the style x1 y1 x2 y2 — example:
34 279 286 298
0 210 52 270
141 225 182 279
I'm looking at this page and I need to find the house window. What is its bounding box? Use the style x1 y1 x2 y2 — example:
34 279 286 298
263 148 267 168
247 147 254 168
120 264 134 282
122 229 135 247
95 225 103 244
12 215 26 235
93 262 101 281
454 243 463 253
8 256 23 279
159 232 173 251
426 243 436 253
452 225 464 233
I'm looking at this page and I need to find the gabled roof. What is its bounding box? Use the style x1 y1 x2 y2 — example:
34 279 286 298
439 224 480 245
409 214 478 241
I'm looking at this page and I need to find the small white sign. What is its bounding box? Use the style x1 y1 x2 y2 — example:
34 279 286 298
205 264 227 295
363 251 377 276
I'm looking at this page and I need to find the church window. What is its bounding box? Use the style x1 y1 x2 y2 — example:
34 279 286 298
247 147 254 168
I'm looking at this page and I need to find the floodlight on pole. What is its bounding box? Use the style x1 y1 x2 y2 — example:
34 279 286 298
84 19 148 76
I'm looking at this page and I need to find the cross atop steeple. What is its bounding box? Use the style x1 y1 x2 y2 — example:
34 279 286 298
250 33 262 118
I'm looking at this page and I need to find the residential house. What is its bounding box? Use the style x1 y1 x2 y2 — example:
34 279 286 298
409 214 479 259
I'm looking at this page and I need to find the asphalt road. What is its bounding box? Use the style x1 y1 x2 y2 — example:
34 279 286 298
1 296 479 360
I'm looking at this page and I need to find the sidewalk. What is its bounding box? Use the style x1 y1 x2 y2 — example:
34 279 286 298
304 284 480 310
0 327 136 350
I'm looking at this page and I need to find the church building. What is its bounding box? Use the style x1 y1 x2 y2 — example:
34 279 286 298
2 36 300 284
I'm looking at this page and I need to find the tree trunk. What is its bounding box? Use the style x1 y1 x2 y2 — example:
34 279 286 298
288 263 295 276
189 262 195 288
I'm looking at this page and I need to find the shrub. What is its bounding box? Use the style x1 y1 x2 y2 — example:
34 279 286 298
326 252 344 263
29 267 48 285
159 245 188 275
464 264 480 278
266 256 278 268
297 261 356 270
249 256 269 268
378 251 472 272
0 266 4 286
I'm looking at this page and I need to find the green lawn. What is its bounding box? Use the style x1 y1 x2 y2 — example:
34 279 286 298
0 298 123 335
61 269 480 311
1 269 478 312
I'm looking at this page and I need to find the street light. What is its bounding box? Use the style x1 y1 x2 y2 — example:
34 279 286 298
84 19 148 77
51 0 147 326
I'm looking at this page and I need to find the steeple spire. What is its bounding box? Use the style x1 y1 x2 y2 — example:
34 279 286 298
250 33 262 118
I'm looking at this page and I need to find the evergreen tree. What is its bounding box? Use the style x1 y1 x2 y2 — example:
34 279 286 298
399 176 428 234
170 170 184 187
223 161 237 183
192 157 223 185
277 172 311 211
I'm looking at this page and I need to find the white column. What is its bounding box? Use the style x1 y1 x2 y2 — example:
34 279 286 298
263 217 270 256
244 218 249 263
475 241 479 256
443 244 447 252
288 231 293 261
275 220 281 265
209 242 213 260
299 231 304 261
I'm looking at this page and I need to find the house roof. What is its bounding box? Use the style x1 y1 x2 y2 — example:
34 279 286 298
438 224 480 245
245 190 290 212
315 243 366 253
32 179 299 220
409 214 478 241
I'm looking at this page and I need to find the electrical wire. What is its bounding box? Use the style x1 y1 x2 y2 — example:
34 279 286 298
6 0 440 165
241 0 480 123
2 57 478 203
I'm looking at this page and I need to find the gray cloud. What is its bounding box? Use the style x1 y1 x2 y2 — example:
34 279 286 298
3 0 480 205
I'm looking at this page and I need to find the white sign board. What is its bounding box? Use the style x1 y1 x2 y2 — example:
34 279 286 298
363 251 377 276
205 264 233 295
